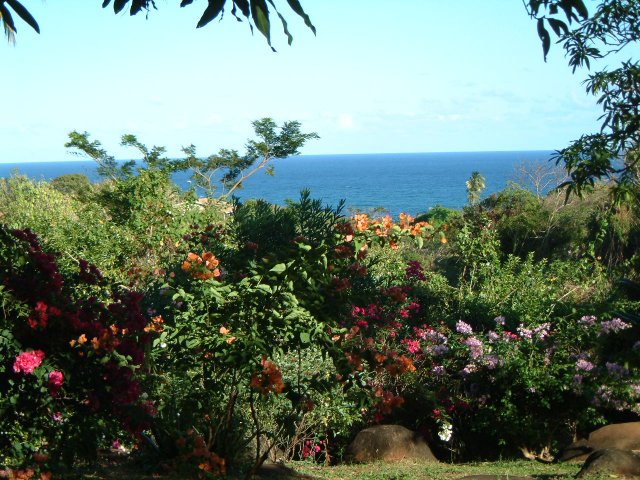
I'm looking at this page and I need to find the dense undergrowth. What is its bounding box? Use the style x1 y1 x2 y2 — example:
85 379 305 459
1 150 639 478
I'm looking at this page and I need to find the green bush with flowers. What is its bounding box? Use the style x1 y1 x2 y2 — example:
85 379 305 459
140 192 441 475
0 225 157 473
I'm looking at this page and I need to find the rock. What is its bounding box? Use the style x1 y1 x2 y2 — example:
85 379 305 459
558 422 640 462
345 424 438 463
576 449 640 479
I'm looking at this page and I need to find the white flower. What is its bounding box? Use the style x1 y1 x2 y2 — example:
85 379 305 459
438 422 453 442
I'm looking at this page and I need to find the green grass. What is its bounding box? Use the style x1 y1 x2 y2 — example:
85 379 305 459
73 458 615 480
292 459 581 479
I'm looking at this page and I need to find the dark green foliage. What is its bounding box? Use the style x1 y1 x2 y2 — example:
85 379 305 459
50 174 93 201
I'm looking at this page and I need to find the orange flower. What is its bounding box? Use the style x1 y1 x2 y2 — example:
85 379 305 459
181 260 191 271
440 235 448 244
69 339 76 347
187 252 199 262
398 212 414 229
389 241 399 250
226 336 237 344
352 214 370 232
78 334 87 344
219 326 230 335
381 215 393 230
144 316 164 333
250 357 285 395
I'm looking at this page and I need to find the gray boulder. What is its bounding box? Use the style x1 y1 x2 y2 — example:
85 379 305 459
346 424 438 463
576 449 640 479
558 422 640 462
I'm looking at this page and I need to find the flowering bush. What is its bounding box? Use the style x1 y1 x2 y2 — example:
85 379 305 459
338 244 640 459
0 226 156 471
145 193 445 473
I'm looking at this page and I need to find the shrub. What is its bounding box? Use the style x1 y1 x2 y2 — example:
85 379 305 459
0 226 156 471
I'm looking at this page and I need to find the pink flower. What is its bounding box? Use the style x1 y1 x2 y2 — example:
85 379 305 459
13 350 45 374
49 371 64 387
48 371 64 396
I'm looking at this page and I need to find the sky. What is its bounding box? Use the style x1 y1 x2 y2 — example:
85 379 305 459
0 0 618 162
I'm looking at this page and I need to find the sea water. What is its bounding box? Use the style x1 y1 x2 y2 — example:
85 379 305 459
0 151 555 217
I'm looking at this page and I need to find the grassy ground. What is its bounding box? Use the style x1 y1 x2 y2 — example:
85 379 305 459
292 459 583 480
73 457 608 480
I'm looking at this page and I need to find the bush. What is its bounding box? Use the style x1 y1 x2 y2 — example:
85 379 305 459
0 226 156 472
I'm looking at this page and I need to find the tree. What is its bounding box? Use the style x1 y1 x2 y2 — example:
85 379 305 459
65 117 318 200
466 171 486 206
525 0 640 202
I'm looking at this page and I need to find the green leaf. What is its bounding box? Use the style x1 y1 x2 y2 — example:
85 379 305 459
266 0 292 45
197 0 226 28
546 18 568 36
537 18 550 61
256 284 272 294
0 4 16 33
299 332 310 344
416 235 424 249
250 0 272 48
270 263 286 273
286 0 315 34
5 0 39 33
113 0 129 14
233 0 250 18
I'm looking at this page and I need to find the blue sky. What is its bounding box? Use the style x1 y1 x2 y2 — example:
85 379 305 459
1 1 609 162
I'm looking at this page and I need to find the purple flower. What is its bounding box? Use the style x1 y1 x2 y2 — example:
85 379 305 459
591 385 612 407
576 359 596 372
425 329 448 344
630 384 640 396
533 323 551 340
517 325 533 340
579 315 597 327
459 364 477 377
483 354 500 370
463 337 484 359
431 365 445 376
606 362 628 378
429 344 449 356
494 316 506 326
487 331 500 343
456 320 473 335
599 318 631 336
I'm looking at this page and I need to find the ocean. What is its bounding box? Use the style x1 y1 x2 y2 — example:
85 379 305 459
0 151 556 217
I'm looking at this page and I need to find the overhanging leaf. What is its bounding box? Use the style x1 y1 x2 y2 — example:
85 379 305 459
537 17 550 61
546 17 568 36
180 0 194 6
5 0 39 33
286 0 315 34
197 0 225 28
232 0 250 19
113 0 130 14
250 0 272 48
0 4 16 34
267 0 292 45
